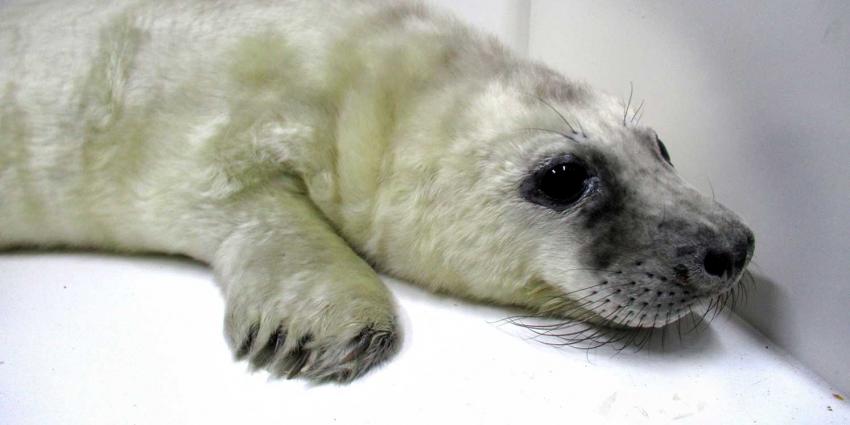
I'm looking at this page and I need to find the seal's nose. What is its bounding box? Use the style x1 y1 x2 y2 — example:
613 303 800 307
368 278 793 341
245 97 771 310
703 250 733 278
702 229 754 279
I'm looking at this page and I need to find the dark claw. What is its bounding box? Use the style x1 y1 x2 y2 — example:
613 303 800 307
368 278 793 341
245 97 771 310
281 334 313 379
236 323 260 359
341 327 375 363
250 325 287 368
335 327 399 381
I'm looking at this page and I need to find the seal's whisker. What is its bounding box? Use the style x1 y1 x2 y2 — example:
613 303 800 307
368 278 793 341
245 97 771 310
623 81 634 126
505 264 757 351
516 127 577 142
613 329 641 355
532 94 580 135
634 327 654 352
541 326 600 343
582 330 630 350
524 300 612 334
513 299 627 344
676 313 684 344
580 321 630 345
729 288 739 312
712 292 730 320
633 104 647 125
504 302 604 332
557 331 614 348
684 305 703 334
544 323 622 348
630 99 645 125
575 118 587 137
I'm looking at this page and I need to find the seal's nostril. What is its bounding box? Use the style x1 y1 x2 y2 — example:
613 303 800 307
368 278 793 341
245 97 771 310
703 250 733 278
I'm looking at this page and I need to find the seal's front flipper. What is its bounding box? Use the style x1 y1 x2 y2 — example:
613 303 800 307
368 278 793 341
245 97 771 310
212 186 399 383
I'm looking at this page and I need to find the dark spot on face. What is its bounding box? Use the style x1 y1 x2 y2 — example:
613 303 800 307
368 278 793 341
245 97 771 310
570 151 642 271
673 264 690 282
592 251 616 270
676 246 697 257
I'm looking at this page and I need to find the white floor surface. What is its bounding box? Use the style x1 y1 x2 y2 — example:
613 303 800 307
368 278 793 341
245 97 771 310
1 253 847 424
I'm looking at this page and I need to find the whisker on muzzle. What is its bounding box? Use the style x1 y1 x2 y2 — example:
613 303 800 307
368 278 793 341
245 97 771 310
497 271 755 352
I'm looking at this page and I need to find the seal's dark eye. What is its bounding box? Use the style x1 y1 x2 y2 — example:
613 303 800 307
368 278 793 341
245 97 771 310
656 136 672 165
540 162 589 204
521 156 593 211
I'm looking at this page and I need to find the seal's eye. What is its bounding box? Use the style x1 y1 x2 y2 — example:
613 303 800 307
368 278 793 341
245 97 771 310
656 136 672 165
521 156 593 211
540 162 589 204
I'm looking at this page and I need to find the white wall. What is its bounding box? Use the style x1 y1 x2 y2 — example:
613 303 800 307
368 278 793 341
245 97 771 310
528 0 850 393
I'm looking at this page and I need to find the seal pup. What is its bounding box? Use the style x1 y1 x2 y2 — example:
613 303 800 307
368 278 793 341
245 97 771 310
0 0 754 382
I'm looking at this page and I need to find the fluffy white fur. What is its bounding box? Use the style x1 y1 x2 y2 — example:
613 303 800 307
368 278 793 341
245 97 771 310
0 0 753 381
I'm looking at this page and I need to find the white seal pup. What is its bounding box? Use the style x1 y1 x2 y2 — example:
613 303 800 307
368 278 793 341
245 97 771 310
0 0 754 382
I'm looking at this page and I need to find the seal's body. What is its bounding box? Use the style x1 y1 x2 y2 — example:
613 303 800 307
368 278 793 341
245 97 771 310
1 0 753 381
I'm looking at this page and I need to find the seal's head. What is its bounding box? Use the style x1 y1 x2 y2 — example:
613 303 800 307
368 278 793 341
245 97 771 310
371 65 754 330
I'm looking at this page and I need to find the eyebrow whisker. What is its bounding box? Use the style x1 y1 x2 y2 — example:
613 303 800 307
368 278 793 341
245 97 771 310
518 127 579 143
532 94 580 135
623 81 634 126
630 99 645 125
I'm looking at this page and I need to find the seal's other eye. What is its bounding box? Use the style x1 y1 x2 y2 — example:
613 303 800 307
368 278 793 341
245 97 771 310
521 156 593 211
656 136 672 165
